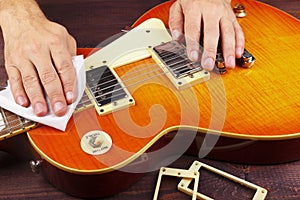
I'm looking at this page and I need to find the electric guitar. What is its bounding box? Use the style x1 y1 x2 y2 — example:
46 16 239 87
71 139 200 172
0 0 299 198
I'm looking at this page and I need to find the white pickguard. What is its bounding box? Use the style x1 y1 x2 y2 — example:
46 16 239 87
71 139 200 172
83 18 209 115
84 18 172 70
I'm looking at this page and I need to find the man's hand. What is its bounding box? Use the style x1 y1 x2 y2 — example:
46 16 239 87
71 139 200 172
169 0 245 71
0 0 77 116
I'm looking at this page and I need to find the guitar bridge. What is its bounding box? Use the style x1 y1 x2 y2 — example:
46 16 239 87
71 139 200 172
86 65 135 115
152 41 210 89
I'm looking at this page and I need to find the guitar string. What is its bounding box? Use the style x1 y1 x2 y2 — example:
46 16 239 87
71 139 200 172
80 66 168 106
79 46 204 107
0 65 196 134
0 118 35 134
79 58 201 107
0 107 10 134
0 55 173 132
92 48 183 85
0 62 171 133
0 62 172 133
87 53 199 97
0 108 36 134
87 51 193 93
0 50 201 131
0 122 36 135
87 45 193 90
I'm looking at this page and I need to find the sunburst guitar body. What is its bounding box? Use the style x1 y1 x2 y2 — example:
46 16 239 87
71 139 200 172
0 0 299 198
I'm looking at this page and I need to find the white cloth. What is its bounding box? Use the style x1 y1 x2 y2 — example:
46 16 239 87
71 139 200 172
0 55 86 131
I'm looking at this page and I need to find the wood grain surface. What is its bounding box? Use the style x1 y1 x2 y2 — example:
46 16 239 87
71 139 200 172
0 0 299 199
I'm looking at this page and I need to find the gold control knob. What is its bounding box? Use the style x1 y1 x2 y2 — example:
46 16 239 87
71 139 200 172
234 4 247 18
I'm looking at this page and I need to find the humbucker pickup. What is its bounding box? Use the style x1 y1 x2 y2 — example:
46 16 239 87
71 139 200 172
152 41 210 89
86 65 135 116
152 40 255 88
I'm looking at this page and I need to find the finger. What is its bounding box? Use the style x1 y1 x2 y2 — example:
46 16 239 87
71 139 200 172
68 36 77 57
184 6 202 61
233 20 245 58
169 1 184 40
220 18 236 69
201 15 220 71
51 35 78 105
5 65 29 107
30 51 67 117
19 61 48 116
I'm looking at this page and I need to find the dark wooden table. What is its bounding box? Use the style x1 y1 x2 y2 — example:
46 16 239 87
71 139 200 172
0 0 299 199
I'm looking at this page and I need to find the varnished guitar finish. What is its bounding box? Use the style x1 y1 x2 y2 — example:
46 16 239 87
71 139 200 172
22 0 300 198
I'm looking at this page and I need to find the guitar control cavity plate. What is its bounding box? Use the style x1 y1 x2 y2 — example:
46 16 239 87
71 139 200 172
80 130 112 155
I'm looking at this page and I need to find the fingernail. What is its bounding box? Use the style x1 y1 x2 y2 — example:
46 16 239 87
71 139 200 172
190 50 199 61
66 91 74 103
203 57 215 71
16 96 26 106
172 30 181 40
227 55 235 68
54 102 65 116
34 102 47 116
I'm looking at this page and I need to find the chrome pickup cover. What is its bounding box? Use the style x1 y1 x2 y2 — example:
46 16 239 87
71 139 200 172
86 65 134 115
152 41 210 89
153 41 203 79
